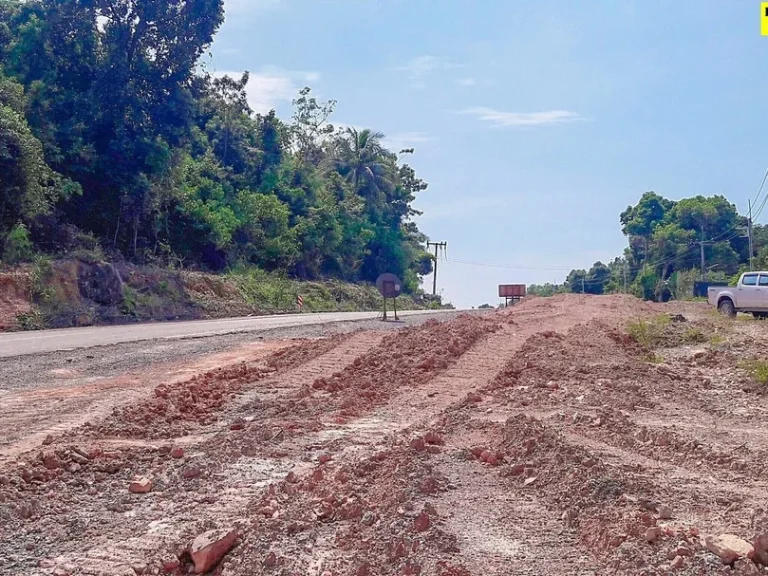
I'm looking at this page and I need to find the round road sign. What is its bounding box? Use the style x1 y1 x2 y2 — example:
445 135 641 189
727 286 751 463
376 273 402 299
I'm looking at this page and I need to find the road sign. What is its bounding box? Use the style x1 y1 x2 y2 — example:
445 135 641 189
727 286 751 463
376 273 402 320
376 273 402 299
297 294 304 311
499 284 526 306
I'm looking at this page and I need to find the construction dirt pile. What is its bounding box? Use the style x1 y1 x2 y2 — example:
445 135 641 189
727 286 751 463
77 334 354 440
4 294 768 575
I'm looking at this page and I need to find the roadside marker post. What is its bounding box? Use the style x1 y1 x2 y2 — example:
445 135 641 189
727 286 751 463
297 294 304 312
376 273 402 321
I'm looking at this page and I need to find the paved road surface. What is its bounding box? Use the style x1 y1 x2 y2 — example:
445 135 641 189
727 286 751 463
0 310 445 358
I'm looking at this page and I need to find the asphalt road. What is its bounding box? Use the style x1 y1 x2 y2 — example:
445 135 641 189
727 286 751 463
0 310 446 358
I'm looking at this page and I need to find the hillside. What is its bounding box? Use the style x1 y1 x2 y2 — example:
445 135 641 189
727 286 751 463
0 0 436 322
0 258 443 332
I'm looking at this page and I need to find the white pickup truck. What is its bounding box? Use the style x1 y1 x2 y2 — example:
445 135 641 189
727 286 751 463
709 272 768 317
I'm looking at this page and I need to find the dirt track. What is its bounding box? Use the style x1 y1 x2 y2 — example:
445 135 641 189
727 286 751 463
3 295 768 575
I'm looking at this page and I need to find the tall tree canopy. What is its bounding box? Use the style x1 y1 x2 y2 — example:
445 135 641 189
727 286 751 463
0 0 433 291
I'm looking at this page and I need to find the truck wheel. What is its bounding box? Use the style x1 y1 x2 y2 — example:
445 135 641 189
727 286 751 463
718 299 736 317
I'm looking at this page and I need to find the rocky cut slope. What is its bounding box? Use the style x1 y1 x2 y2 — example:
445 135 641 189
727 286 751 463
0 258 437 331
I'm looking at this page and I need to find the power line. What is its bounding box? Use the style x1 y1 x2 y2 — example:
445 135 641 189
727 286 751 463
443 228 743 283
697 169 768 243
751 167 768 221
754 188 768 222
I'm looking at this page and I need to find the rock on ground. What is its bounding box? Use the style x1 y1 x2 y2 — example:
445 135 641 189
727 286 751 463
128 477 152 494
705 534 754 564
189 529 239 574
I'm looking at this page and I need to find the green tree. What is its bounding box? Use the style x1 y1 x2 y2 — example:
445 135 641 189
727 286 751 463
620 191 675 264
586 261 611 295
0 70 74 239
234 190 298 270
528 283 566 297
3 0 225 256
0 1 435 296
650 223 696 278
566 269 587 293
671 195 740 239
328 127 395 202
291 86 336 168
2 221 33 263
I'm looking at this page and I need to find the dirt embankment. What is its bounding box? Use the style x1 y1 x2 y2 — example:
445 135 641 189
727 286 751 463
0 269 32 330
5 295 768 575
0 259 436 332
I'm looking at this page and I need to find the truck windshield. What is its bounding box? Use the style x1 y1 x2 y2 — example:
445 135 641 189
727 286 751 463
743 274 758 286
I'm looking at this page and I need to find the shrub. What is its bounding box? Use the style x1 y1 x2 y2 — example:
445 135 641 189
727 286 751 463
739 359 768 385
626 315 671 351
3 223 34 264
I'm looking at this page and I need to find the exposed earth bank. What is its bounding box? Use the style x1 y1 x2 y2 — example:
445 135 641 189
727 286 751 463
0 259 442 332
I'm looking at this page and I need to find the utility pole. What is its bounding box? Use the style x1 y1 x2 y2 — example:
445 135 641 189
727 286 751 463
581 277 585 294
700 227 706 278
426 241 447 296
749 199 755 271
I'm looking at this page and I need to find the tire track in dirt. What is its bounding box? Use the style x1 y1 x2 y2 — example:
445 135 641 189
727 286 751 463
218 304 629 575
48 315 503 575
229 331 387 411
434 308 768 575
0 341 292 464
28 332 388 575
411 416 596 576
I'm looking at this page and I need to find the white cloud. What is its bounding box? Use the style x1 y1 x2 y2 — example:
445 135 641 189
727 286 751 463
461 107 584 127
456 77 476 87
214 68 320 114
394 55 460 88
382 131 432 152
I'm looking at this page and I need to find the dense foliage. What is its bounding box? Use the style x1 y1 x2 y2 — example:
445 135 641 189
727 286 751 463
0 0 433 291
530 191 767 301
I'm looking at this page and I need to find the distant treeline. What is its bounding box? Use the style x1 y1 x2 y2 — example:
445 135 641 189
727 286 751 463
529 192 768 301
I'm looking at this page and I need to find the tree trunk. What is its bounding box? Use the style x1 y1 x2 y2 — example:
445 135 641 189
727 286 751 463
113 197 123 248
132 213 138 258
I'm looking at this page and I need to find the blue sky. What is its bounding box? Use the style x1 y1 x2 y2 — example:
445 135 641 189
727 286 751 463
211 0 768 308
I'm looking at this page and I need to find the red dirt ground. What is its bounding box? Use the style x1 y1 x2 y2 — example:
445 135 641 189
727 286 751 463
4 295 768 575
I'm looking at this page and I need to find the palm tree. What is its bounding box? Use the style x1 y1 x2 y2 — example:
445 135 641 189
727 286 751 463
327 127 395 197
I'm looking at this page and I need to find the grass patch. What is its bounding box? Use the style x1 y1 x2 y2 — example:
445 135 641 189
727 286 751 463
30 256 54 302
739 359 768 386
120 286 138 316
223 267 439 313
709 334 726 347
737 314 757 322
16 309 44 330
682 326 706 344
626 314 671 351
